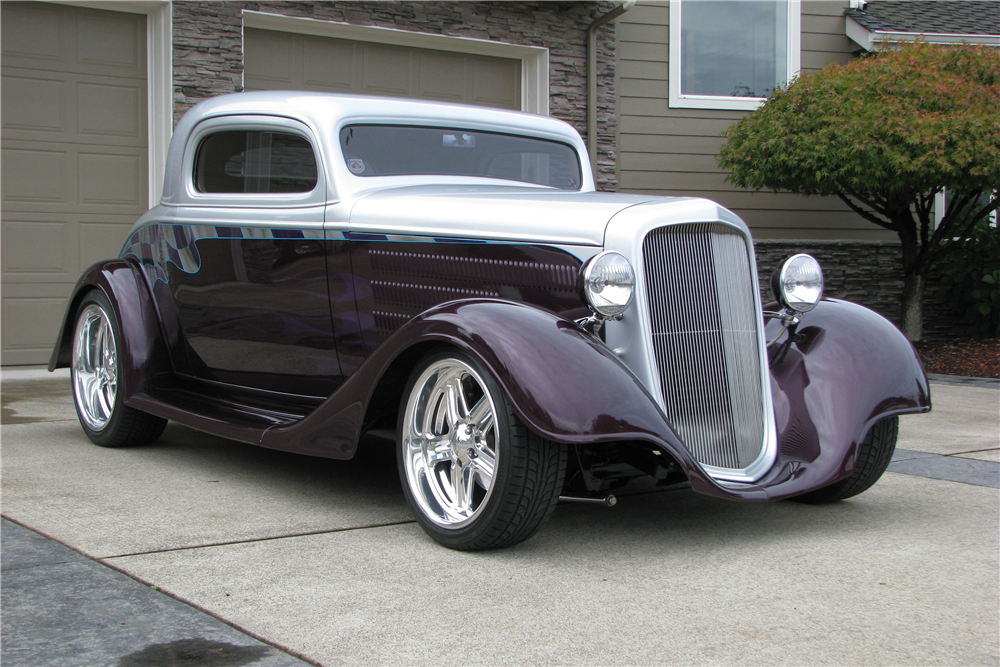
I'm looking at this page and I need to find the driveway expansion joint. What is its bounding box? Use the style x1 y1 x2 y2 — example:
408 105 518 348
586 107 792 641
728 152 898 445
101 519 418 560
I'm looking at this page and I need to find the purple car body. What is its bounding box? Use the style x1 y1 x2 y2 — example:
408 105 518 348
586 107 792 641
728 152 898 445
51 92 930 549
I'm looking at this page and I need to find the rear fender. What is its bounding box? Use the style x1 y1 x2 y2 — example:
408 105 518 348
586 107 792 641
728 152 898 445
48 260 171 402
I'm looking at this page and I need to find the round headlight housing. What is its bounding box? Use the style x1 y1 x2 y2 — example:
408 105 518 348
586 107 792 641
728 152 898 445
580 251 635 319
772 253 824 313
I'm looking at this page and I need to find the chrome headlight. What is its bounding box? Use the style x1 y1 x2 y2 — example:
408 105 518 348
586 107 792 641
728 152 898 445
771 253 824 313
580 251 635 319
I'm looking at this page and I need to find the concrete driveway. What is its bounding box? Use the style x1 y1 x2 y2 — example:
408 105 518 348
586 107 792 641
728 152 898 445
2 368 998 666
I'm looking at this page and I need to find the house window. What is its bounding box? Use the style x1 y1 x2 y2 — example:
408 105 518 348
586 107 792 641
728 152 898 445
669 0 800 111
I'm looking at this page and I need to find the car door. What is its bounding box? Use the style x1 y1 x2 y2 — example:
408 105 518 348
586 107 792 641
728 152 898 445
158 116 342 398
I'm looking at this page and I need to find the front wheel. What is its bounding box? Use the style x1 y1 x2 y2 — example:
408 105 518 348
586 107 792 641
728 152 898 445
790 416 899 504
397 348 566 550
71 290 167 447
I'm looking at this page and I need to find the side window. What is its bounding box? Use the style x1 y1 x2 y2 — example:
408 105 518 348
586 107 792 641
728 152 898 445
194 130 318 194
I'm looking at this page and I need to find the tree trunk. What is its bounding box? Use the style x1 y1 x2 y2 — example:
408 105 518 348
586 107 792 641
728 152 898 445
900 272 925 341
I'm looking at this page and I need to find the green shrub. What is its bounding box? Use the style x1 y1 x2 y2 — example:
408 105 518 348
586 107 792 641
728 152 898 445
938 218 1000 338
717 41 1000 340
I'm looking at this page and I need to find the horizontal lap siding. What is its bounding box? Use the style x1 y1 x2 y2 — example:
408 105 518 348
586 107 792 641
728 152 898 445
617 1 889 240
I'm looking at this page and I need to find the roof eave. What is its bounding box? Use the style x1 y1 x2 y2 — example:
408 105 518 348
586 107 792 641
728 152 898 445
846 16 1000 51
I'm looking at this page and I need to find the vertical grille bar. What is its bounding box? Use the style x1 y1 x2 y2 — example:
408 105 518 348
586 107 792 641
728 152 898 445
642 224 765 470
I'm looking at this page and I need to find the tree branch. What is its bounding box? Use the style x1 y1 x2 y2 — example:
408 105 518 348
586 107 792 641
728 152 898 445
836 191 896 231
930 190 979 248
927 195 999 263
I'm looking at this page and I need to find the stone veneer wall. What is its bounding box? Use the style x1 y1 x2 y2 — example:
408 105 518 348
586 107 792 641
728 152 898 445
172 1 620 190
754 240 967 341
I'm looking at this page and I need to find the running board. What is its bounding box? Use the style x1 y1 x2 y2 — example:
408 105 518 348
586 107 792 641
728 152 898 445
127 389 305 445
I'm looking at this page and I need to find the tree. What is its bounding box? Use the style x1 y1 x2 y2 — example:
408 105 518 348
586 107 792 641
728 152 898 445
717 41 1000 341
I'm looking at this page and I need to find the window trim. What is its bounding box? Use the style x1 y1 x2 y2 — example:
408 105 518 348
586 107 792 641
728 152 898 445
183 116 327 207
668 0 800 111
934 190 999 229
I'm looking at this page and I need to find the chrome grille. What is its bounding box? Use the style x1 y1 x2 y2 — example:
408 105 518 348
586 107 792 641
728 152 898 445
642 223 765 470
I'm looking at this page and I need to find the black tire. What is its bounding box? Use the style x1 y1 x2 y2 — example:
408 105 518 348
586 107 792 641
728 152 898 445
397 347 567 550
71 290 167 448
790 416 899 504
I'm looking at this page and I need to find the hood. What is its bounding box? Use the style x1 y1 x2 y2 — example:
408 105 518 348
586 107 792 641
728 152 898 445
347 185 659 246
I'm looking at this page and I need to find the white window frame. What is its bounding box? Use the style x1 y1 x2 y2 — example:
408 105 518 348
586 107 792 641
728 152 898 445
44 1 173 207
935 190 999 229
241 10 550 117
669 0 800 111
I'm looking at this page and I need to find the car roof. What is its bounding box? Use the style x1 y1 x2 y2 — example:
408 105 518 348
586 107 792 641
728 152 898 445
181 90 579 139
160 91 590 205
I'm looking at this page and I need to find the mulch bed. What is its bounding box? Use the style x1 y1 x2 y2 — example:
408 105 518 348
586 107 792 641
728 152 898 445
914 339 1000 379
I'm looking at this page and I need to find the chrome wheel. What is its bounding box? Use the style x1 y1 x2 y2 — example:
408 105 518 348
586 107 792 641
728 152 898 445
72 303 118 431
402 358 499 529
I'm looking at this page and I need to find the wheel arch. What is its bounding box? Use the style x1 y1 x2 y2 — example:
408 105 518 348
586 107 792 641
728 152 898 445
49 281 105 372
360 340 439 434
263 299 694 468
48 259 171 401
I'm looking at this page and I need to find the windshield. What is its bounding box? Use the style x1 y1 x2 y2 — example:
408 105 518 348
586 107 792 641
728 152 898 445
339 124 582 190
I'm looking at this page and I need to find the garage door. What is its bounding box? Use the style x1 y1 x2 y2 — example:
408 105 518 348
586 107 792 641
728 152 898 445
1 2 147 365
244 27 521 110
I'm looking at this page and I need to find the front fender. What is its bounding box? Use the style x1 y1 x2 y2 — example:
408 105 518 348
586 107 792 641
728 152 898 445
48 260 171 402
260 299 735 493
266 297 928 503
757 298 931 499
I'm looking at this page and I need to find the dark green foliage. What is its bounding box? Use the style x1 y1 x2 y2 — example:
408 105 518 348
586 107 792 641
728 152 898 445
938 218 1000 338
717 42 1000 340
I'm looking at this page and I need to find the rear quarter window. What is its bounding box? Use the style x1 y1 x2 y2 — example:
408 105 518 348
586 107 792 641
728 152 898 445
195 130 318 194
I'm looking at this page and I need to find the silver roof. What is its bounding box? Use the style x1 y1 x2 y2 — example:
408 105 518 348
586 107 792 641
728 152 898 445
159 91 593 205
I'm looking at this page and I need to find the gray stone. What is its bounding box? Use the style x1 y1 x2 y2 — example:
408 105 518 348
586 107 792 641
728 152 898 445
754 239 970 340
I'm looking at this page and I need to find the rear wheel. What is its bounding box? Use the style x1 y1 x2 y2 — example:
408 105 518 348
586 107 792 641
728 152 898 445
791 416 899 504
398 348 566 550
71 291 167 447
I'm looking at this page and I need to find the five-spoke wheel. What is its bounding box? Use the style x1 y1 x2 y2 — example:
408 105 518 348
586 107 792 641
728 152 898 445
73 303 119 432
70 291 167 447
398 348 566 550
401 357 499 528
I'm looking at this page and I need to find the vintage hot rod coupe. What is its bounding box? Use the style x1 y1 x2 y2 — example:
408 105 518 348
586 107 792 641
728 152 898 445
51 92 930 550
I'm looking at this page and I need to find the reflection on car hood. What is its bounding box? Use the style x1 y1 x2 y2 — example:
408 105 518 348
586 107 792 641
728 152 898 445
347 184 660 246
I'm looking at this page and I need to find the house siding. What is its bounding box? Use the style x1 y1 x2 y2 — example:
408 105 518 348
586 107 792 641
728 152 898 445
172 1 621 190
616 1 894 240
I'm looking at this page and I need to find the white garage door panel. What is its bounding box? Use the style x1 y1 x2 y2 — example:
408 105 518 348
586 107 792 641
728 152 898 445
2 77 64 131
2 3 144 78
2 74 146 147
2 296 72 359
244 27 521 111
1 3 147 365
302 35 355 90
2 219 76 277
2 141 146 214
